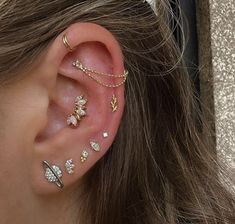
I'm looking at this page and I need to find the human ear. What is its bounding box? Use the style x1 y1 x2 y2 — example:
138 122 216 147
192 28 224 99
31 23 126 193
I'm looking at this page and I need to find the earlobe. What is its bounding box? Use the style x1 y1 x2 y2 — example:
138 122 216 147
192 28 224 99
31 22 128 193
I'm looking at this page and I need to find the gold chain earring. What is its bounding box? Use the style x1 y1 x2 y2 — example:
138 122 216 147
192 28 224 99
72 59 128 88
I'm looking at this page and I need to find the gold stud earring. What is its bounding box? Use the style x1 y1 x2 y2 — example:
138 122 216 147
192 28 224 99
67 95 87 127
62 34 73 52
80 150 89 163
111 94 118 112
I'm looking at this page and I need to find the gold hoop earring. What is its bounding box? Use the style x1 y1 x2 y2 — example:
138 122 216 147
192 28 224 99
62 34 73 52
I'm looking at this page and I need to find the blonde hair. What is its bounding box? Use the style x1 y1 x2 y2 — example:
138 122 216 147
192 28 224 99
0 0 234 223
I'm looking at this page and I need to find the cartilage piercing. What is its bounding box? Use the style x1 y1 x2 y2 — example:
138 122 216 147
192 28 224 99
67 95 87 127
110 94 118 112
103 132 109 138
62 34 73 52
72 59 128 88
42 161 64 189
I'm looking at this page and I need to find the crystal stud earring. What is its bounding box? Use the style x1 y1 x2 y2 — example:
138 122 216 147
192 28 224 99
90 141 101 152
80 150 89 163
42 161 64 189
65 159 75 174
103 132 109 138
67 95 87 127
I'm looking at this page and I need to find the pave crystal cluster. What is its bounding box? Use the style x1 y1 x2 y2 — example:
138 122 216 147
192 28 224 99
67 95 87 127
65 159 75 174
45 165 62 183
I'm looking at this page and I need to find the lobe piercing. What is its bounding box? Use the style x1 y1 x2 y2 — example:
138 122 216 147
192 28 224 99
90 141 101 152
42 161 64 189
111 94 118 112
67 95 87 127
65 159 75 174
62 34 73 52
80 150 89 163
103 132 109 138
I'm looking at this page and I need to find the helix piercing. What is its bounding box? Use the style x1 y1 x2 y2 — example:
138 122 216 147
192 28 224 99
65 159 75 174
42 161 64 189
67 95 87 127
80 150 89 163
72 59 128 88
62 34 73 52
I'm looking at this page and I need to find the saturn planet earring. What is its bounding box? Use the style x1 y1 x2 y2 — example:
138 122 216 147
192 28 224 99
42 161 64 189
67 95 87 127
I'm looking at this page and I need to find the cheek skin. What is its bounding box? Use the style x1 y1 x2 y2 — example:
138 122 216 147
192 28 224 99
0 76 49 202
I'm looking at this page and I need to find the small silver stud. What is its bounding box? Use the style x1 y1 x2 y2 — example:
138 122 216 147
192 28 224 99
103 132 109 138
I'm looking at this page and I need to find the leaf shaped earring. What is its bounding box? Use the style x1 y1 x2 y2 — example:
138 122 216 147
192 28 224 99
111 94 118 112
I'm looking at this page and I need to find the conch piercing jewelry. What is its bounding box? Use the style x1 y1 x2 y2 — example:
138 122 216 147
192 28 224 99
90 141 101 152
62 34 73 52
80 150 89 163
67 95 88 127
72 59 128 88
65 159 75 174
111 94 118 112
42 161 64 189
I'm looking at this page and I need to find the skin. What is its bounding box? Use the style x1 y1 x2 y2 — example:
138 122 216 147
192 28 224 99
0 23 125 223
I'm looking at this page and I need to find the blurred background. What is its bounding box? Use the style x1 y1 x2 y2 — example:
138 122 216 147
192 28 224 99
149 0 235 178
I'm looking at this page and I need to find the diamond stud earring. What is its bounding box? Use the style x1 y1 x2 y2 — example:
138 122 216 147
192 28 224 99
90 141 101 152
67 95 87 127
42 161 64 189
80 150 89 163
103 132 109 138
65 159 75 174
